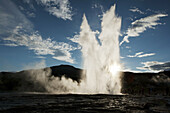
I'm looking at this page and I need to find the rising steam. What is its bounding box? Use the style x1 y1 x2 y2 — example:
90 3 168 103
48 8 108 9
78 5 122 94
31 5 122 94
49 4 122 94
2 5 122 94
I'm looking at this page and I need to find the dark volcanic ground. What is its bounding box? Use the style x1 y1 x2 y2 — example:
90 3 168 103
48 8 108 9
0 65 170 95
0 93 170 113
0 65 170 112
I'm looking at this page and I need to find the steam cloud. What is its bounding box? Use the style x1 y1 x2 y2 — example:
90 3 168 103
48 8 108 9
43 5 122 94
78 5 122 94
2 5 122 94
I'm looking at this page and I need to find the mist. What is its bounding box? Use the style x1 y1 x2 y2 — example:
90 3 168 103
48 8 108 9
78 5 122 94
0 5 122 94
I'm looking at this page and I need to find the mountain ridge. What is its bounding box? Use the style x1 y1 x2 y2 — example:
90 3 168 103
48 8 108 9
0 64 170 95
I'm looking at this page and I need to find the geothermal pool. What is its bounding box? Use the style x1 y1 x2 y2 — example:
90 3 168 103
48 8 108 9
0 93 170 113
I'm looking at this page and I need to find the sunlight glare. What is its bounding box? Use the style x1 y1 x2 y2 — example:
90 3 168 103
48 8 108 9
109 63 121 76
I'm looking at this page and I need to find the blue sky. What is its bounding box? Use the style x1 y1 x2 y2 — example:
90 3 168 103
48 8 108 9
0 0 170 72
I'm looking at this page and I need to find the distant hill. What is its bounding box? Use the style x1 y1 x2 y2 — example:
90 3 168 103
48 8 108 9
0 65 84 92
50 65 83 82
121 71 170 95
0 65 170 95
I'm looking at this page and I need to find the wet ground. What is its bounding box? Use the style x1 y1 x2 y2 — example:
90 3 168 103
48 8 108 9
0 93 170 113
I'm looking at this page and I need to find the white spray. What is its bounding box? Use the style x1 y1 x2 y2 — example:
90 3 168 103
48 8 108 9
79 5 122 94
18 5 122 94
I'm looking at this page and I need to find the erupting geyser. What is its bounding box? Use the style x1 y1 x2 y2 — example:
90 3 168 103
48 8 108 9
79 5 122 94
20 5 122 94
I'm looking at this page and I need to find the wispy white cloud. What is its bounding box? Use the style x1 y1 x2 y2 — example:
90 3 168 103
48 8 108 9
0 0 77 63
67 30 100 45
22 0 73 20
125 46 131 49
138 53 155 58
127 17 134 21
3 25 76 63
26 11 36 18
23 0 31 4
2 43 18 47
127 52 143 58
19 6 25 11
23 60 46 70
146 8 166 14
127 52 155 58
0 0 33 36
120 56 124 59
36 0 73 20
129 7 145 14
120 13 168 45
53 50 74 63
18 5 36 18
36 56 46 59
67 34 80 43
136 61 170 72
